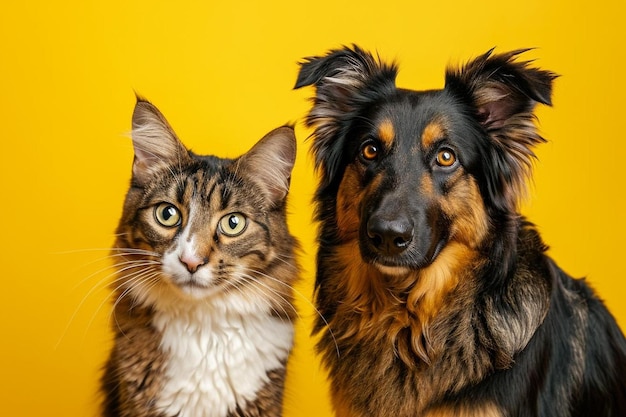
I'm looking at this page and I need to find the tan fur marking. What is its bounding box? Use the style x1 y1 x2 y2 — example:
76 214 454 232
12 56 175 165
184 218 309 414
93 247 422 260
336 169 383 241
377 119 395 146
420 172 434 197
332 388 357 417
421 119 446 149
409 242 475 326
331 240 478 366
335 241 381 318
441 176 489 248
331 240 408 345
425 402 503 417
336 167 362 240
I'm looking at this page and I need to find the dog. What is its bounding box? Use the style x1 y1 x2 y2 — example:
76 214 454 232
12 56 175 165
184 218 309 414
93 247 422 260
294 45 626 417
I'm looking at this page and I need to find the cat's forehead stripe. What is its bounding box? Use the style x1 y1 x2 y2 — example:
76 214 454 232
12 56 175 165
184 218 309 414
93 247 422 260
178 169 220 204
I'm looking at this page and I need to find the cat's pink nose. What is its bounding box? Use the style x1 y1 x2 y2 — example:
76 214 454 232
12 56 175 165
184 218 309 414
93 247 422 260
179 253 207 274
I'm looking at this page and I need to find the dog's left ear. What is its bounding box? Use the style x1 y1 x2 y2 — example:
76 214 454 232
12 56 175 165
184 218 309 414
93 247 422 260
445 49 558 212
295 45 397 190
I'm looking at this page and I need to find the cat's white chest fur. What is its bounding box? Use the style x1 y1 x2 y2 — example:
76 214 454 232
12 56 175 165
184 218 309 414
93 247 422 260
152 296 293 417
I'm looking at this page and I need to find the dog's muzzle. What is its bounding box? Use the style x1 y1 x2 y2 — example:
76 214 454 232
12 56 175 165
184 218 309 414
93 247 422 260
361 199 445 271
366 214 414 256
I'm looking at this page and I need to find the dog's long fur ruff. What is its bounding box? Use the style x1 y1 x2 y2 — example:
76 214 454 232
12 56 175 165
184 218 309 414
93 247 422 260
295 46 626 417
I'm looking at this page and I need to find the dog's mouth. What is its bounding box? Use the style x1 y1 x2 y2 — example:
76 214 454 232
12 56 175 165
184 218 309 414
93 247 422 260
360 233 447 275
358 198 449 275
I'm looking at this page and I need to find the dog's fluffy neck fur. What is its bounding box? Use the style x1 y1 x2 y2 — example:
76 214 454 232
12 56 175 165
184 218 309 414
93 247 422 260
315 222 551 413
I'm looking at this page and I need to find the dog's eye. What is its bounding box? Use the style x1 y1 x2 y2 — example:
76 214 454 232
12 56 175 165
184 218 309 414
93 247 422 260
360 140 380 162
436 148 457 168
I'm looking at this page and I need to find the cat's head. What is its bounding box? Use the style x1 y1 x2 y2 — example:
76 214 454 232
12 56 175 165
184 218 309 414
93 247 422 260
113 98 298 313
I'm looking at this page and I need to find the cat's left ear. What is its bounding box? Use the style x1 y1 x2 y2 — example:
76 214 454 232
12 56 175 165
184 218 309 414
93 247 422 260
236 126 297 206
130 97 190 186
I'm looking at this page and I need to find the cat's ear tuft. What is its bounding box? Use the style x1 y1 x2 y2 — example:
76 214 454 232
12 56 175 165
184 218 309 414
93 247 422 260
130 97 190 186
237 126 297 206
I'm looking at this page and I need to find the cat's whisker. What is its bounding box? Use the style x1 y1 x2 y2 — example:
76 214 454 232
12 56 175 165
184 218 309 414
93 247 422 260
56 254 118 293
66 261 119 294
111 247 161 256
109 269 162 338
53 247 159 285
215 280 254 310
55 263 125 350
271 252 301 270
237 273 296 322
247 267 310 309
110 263 162 286
237 271 298 319
247 267 340 358
62 258 161 346
273 252 298 262
54 245 158 257
71 256 158 289
114 259 161 272
211 269 289 323
52 247 118 255
80 265 160 342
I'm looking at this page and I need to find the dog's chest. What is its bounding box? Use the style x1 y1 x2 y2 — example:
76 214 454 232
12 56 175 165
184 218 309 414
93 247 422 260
152 303 293 417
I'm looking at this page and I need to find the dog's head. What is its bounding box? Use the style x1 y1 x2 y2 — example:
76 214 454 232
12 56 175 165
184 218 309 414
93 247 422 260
295 46 556 274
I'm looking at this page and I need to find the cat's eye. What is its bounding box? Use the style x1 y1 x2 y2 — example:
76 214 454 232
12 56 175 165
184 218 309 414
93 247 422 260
218 213 248 237
359 139 380 162
435 148 457 168
154 203 182 228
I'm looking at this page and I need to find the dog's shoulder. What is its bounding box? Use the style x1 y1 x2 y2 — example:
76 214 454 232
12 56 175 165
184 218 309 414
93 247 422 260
523 227 626 413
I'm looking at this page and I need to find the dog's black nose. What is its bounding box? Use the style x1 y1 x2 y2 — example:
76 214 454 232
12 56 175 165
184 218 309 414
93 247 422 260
366 216 413 256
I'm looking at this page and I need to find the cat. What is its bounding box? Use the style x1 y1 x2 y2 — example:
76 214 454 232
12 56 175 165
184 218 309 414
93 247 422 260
101 97 299 417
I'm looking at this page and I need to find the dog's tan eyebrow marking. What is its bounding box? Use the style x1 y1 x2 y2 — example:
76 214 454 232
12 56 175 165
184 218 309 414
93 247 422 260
421 119 446 149
377 119 395 146
420 172 434 197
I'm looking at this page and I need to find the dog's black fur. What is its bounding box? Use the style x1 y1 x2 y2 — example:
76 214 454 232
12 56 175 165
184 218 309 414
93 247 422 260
295 46 626 416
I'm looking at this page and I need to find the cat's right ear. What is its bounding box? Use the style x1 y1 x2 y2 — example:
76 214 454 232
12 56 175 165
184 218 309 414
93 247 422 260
130 97 190 186
236 126 297 206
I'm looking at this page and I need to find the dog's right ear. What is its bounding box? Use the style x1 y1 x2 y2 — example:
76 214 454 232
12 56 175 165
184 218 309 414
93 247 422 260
445 49 557 213
295 45 397 189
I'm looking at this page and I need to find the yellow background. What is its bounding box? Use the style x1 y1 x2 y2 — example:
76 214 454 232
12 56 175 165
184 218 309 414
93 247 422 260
1 1 624 416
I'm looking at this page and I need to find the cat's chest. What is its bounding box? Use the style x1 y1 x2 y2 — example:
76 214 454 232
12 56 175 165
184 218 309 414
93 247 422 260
152 303 293 417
